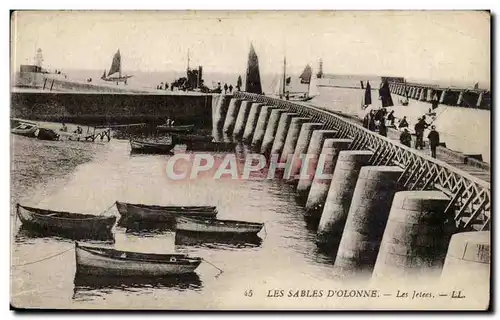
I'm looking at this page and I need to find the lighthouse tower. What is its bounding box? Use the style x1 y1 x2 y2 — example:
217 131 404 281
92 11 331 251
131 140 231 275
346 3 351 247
34 48 43 68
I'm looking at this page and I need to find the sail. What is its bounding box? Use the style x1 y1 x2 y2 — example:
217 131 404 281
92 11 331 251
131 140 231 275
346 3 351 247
363 80 372 105
245 44 262 94
307 71 319 98
273 76 283 96
108 50 121 77
299 65 312 84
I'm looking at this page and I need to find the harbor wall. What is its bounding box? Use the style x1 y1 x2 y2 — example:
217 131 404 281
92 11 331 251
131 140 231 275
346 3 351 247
10 91 213 127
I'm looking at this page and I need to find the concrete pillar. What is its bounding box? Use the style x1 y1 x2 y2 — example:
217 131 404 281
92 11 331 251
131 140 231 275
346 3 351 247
439 90 447 104
419 88 426 101
279 117 310 163
427 88 434 101
414 88 420 99
372 191 452 281
222 98 242 134
212 95 232 139
242 103 264 142
408 87 414 99
270 113 298 156
304 139 352 224
440 231 490 288
397 85 402 95
476 92 483 108
252 105 277 148
296 130 338 201
232 100 252 138
457 91 464 106
316 151 373 249
287 123 324 182
261 109 287 155
333 166 404 276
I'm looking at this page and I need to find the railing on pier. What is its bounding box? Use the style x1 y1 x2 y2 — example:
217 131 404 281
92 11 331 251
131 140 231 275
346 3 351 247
233 91 491 231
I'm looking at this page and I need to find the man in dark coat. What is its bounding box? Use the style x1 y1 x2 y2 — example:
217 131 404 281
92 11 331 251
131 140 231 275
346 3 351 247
414 117 428 150
398 116 409 129
428 125 440 158
400 128 412 147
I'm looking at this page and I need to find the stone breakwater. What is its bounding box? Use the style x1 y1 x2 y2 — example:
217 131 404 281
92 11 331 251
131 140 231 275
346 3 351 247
11 90 214 127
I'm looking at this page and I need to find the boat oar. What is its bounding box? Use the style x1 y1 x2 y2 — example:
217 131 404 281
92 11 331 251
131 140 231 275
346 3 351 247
202 258 224 278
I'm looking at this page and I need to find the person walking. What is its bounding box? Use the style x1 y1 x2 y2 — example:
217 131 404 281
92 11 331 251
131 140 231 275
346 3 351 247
427 125 440 158
400 128 412 147
223 83 228 94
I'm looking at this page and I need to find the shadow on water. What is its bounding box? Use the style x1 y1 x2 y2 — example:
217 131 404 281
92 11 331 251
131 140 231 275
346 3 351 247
14 225 115 244
175 232 263 249
72 273 203 301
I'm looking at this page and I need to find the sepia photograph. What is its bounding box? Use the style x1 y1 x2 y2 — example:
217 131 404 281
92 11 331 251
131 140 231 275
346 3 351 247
9 10 491 310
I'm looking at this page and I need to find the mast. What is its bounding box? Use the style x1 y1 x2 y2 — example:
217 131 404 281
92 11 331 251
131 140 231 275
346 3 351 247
187 49 190 72
282 56 286 97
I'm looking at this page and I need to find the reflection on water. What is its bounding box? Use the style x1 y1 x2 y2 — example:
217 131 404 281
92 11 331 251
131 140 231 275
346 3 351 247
175 232 263 249
15 224 115 243
73 273 203 301
12 135 342 308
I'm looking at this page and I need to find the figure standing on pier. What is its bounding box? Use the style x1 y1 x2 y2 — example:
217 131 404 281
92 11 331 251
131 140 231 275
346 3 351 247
224 83 228 94
400 128 412 147
428 125 440 158
229 84 233 93
414 116 429 150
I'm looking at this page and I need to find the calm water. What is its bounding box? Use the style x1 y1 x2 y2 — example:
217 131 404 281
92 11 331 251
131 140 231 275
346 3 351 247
11 137 348 309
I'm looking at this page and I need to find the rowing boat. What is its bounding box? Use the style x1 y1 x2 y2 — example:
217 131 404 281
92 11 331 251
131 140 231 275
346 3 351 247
130 139 175 154
115 201 217 227
175 216 264 236
11 122 38 138
186 140 236 152
75 242 202 276
16 204 116 239
156 124 195 133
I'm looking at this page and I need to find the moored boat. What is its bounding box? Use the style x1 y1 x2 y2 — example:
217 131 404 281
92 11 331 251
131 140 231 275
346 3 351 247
75 242 202 276
11 122 38 138
186 140 236 152
175 216 264 236
16 204 116 239
130 139 175 154
156 124 195 133
115 201 218 227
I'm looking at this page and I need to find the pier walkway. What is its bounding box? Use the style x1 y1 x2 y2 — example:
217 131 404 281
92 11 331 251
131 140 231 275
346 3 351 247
232 92 491 232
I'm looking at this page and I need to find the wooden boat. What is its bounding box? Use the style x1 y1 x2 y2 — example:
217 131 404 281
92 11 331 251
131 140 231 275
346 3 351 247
75 242 202 276
156 124 195 133
175 216 264 236
130 139 175 154
170 133 214 143
186 140 236 152
115 201 217 227
16 204 116 239
11 122 38 138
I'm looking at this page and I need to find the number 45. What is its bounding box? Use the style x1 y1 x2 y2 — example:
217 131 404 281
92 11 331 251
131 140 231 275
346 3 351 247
244 290 253 297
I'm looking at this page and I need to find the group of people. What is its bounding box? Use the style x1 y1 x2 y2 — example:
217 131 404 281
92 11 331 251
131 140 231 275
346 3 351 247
164 118 176 127
60 123 83 135
363 107 441 159
157 82 169 90
398 115 441 158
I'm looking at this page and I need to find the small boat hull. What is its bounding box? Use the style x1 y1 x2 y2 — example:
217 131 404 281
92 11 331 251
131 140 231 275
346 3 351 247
16 204 116 240
130 139 175 154
156 124 195 133
75 243 202 277
11 124 38 138
175 216 264 236
186 141 236 152
115 201 217 227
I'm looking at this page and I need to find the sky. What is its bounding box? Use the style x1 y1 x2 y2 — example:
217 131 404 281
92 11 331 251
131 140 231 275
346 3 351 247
11 10 490 86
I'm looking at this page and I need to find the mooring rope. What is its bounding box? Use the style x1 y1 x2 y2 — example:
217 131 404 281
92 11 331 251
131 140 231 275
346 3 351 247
202 258 224 278
12 247 74 268
97 202 117 216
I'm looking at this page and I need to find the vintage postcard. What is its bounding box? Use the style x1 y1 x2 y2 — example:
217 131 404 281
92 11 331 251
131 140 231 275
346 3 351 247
10 10 491 310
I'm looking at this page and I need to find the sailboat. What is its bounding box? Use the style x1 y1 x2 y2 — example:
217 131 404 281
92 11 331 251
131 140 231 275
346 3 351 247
101 50 133 84
275 58 319 102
